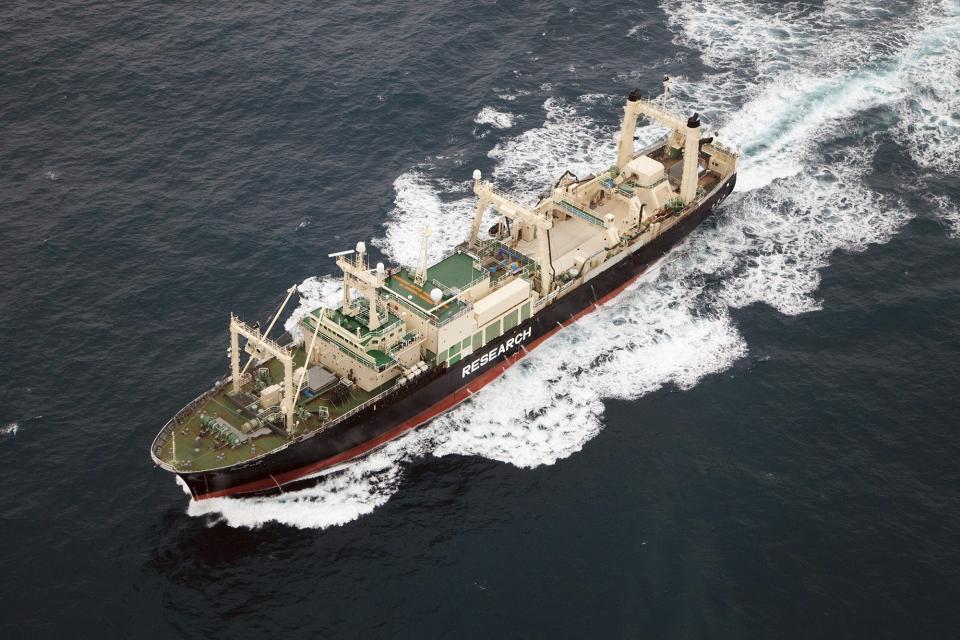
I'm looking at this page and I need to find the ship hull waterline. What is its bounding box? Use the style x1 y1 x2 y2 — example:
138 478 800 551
169 175 736 500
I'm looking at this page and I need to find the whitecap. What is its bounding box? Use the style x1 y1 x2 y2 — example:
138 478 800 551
474 106 517 129
924 193 960 237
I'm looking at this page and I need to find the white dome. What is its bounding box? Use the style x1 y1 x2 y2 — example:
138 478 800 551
430 288 443 304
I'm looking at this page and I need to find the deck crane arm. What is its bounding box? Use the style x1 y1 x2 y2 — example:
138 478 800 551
469 171 554 294
239 284 298 378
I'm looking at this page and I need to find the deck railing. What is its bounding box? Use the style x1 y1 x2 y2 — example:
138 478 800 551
557 200 606 227
387 332 423 355
436 302 473 327
315 381 400 433
381 288 436 321
315 330 386 370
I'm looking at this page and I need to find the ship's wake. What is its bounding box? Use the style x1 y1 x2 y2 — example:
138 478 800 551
188 0 960 529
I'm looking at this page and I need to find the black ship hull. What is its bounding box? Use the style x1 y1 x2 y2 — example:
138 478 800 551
174 175 736 499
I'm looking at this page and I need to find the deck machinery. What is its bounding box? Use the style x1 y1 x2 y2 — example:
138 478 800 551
151 85 739 499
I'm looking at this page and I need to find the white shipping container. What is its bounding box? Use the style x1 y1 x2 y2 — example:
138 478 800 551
260 383 283 408
473 278 530 326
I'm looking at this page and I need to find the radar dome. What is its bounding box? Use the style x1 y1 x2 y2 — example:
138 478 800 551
472 169 482 181
430 288 443 304
356 241 366 254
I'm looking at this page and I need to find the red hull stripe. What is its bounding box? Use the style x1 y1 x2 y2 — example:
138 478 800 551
196 261 649 500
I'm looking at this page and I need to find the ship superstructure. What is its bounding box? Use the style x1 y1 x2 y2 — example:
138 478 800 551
151 84 739 499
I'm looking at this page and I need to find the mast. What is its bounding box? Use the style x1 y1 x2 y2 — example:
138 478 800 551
468 170 486 248
616 89 702 204
229 315 296 432
335 241 386 331
473 171 554 294
415 226 431 285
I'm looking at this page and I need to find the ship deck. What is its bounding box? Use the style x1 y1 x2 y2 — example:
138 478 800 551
383 251 486 321
155 351 395 472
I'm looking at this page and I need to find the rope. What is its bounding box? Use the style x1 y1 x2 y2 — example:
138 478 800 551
240 285 298 378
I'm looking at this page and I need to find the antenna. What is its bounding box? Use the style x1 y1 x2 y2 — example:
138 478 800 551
328 249 355 258
355 241 368 271
415 226 432 286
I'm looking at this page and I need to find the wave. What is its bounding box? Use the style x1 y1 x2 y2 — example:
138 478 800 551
184 438 414 529
924 193 960 237
371 171 474 268
666 0 959 213
282 275 342 344
474 106 518 130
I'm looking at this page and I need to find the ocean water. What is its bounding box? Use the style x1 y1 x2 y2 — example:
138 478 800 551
1 0 959 637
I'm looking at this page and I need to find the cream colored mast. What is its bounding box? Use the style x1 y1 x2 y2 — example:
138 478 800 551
468 169 488 249
239 284 298 379
616 88 702 204
229 315 296 432
291 313 325 433
336 241 386 331
415 226 431 286
470 169 553 294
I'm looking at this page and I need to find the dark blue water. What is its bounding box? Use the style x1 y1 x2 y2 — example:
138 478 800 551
2 1 959 637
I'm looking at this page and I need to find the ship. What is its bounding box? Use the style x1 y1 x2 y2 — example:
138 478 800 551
151 83 739 500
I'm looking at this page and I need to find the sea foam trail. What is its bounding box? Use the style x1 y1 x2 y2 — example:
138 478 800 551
890 2 960 176
189 0 952 529
666 0 960 213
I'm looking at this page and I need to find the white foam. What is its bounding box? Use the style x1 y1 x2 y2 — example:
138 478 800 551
283 275 342 344
487 97 666 203
1 423 18 436
712 155 910 315
185 435 420 529
663 0 960 183
474 106 517 129
495 88 531 102
372 171 475 267
719 71 904 192
925 193 960 237
890 3 960 174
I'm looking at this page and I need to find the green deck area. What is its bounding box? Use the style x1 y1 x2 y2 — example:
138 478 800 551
156 349 397 472
367 349 393 367
322 304 403 340
327 307 366 334
427 251 485 290
383 251 485 321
